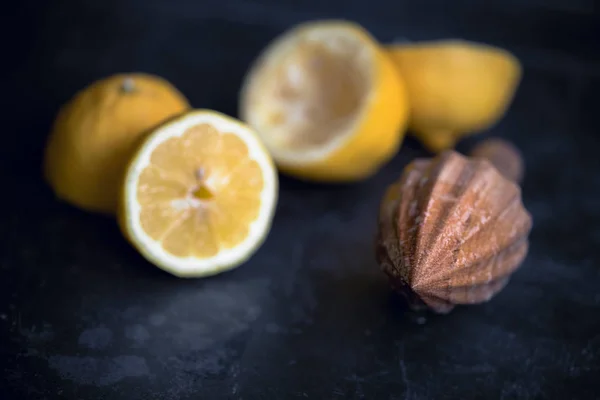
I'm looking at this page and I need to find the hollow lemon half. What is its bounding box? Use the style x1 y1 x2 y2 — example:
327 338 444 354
240 20 409 182
119 110 278 278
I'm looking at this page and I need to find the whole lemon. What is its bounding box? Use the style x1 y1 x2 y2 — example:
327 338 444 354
44 73 190 214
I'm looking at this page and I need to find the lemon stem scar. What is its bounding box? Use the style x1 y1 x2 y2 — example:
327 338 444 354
121 77 136 93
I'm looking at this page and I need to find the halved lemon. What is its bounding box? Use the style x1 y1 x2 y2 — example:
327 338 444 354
118 110 278 278
239 20 409 182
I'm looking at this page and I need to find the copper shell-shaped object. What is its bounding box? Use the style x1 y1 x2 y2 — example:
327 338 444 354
376 150 533 313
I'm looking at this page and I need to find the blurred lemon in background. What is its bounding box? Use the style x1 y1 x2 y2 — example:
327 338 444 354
387 40 522 153
240 20 410 182
44 73 190 214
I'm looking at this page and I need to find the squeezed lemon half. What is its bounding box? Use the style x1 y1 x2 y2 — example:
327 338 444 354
240 20 409 182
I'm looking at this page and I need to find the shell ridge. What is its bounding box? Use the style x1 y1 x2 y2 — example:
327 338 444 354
376 181 404 281
454 276 511 304
459 190 530 259
424 192 525 288
427 232 529 294
413 154 482 291
409 152 458 287
396 159 430 285
420 165 525 287
423 276 511 304
458 238 527 289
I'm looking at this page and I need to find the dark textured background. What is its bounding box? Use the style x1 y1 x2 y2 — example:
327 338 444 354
2 0 599 399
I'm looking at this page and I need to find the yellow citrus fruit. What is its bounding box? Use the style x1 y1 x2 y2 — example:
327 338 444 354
44 73 190 214
387 40 522 153
240 20 409 182
118 110 278 278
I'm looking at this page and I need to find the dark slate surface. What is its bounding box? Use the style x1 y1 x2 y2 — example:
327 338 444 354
2 0 599 399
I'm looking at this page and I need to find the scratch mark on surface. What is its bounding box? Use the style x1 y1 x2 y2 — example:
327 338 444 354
399 359 411 400
398 342 411 400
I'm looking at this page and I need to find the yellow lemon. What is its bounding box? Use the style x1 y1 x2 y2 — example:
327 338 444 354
387 40 522 153
240 20 409 182
44 73 190 214
118 110 278 278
